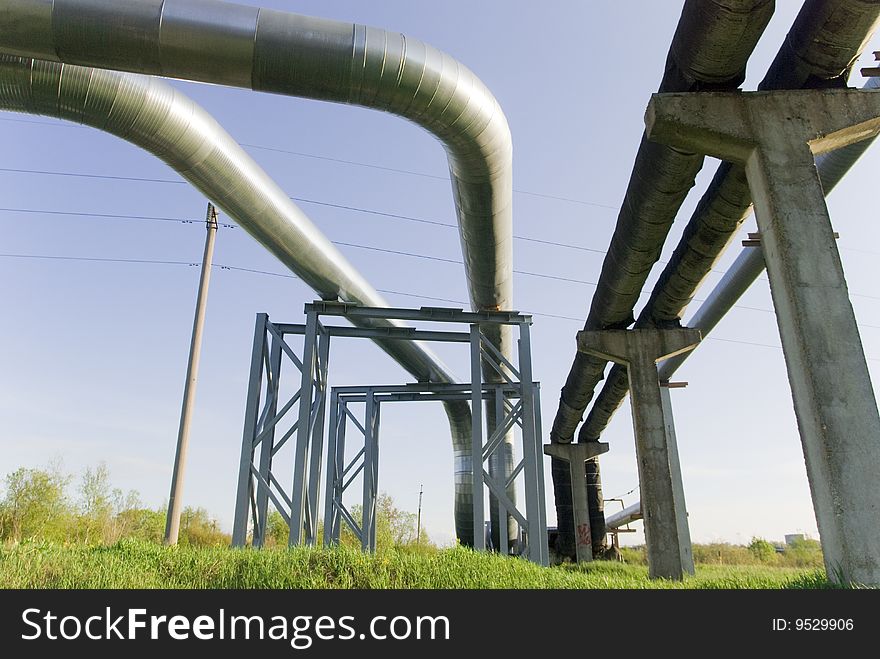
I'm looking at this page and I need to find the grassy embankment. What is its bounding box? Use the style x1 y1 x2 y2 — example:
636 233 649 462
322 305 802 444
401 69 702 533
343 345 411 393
0 540 834 589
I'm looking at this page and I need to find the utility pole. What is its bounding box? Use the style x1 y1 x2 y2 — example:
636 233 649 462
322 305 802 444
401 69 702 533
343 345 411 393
164 202 219 545
416 484 423 545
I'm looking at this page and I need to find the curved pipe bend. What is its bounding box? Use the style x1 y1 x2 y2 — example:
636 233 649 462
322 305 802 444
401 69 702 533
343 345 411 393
0 0 514 316
0 54 478 544
0 0 517 545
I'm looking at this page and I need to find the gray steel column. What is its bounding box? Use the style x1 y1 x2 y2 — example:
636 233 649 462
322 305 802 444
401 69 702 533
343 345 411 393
305 327 331 546
517 323 547 565
253 330 283 547
333 405 348 544
322 390 340 547
289 309 319 546
533 382 549 555
165 203 218 545
543 443 610 564
470 325 486 551
362 391 377 552
371 402 380 551
647 88 880 586
494 387 508 555
232 313 268 547
577 329 700 579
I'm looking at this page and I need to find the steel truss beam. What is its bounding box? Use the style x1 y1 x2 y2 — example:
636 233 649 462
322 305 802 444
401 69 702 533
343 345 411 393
232 303 547 565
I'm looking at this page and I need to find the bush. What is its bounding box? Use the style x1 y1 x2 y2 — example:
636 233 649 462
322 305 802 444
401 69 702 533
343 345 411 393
779 537 823 568
0 465 72 542
748 537 778 564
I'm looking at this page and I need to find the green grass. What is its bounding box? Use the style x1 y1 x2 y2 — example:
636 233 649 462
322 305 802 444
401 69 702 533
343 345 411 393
0 539 835 589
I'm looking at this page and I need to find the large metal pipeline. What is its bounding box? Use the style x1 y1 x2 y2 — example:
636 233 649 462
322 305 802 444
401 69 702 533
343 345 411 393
0 0 519 546
0 54 482 543
574 1 880 556
659 79 880 380
595 111 880 531
581 0 880 445
547 0 775 558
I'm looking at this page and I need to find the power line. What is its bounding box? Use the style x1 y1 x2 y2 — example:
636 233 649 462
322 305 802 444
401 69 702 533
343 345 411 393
0 115 620 209
0 206 236 228
0 252 199 267
0 166 185 185
4 250 879 359
0 203 604 286
8 203 880 316
4 171 880 302
8 200 880 320
0 251 581 323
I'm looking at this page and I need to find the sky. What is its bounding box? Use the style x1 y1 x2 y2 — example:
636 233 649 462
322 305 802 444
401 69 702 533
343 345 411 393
3 0 880 549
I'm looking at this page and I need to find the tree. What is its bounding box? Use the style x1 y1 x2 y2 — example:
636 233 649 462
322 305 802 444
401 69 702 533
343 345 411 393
74 462 142 545
340 492 432 551
178 506 230 546
0 464 72 542
748 537 777 564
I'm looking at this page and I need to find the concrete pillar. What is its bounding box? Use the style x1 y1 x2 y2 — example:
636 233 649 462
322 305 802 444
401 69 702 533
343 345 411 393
647 88 880 585
544 442 609 563
578 329 700 579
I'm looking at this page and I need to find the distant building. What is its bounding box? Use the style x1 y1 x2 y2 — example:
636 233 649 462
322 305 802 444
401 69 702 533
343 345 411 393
785 533 805 546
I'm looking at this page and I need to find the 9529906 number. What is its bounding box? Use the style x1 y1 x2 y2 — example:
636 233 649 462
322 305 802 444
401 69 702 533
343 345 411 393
772 618 854 631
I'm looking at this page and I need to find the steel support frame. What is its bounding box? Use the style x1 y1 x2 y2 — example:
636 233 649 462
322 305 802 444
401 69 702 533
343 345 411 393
231 310 330 548
232 303 546 565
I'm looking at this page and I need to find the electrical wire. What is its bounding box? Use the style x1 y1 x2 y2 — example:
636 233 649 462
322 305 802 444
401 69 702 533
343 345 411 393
3 251 879 361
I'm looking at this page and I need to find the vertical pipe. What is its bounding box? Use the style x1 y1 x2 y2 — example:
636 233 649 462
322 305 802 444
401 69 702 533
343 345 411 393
165 203 218 546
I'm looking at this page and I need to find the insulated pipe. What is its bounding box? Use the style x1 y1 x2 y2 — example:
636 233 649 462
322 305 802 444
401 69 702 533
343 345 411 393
596 119 880 529
549 0 775 446
0 55 479 544
546 0 775 559
605 502 642 531
0 0 513 327
660 91 880 379
0 0 517 548
581 8 880 445
557 1 880 559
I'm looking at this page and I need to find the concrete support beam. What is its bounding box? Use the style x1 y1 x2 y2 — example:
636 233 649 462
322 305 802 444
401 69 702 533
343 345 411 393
544 442 609 563
647 88 880 586
577 329 699 580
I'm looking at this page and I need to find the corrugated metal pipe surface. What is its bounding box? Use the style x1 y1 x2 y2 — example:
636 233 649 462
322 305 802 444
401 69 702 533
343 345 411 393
0 0 519 547
0 0 513 315
0 54 479 544
548 0 775 558
575 0 880 556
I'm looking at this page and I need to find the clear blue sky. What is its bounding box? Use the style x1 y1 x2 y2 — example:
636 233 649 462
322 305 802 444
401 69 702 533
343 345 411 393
3 0 880 547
